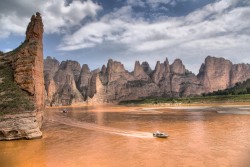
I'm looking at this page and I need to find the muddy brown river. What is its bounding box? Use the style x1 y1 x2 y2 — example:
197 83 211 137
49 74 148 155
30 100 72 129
0 105 250 167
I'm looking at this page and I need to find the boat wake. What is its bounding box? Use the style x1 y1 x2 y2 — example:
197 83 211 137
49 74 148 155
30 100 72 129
47 115 153 139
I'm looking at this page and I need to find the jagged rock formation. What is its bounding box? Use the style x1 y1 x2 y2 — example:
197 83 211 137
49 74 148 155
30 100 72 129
45 60 83 106
133 61 150 80
197 56 250 93
151 59 171 96
0 12 44 140
102 60 160 102
44 56 250 106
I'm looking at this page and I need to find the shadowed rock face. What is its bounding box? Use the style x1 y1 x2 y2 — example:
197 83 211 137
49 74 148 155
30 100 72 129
52 60 82 106
77 64 91 100
44 56 59 103
141 61 152 76
230 64 250 86
0 12 44 140
133 61 150 80
44 56 250 105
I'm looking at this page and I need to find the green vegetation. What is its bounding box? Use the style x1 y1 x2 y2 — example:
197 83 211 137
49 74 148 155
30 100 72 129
120 78 250 105
119 94 250 105
0 64 34 115
203 79 250 96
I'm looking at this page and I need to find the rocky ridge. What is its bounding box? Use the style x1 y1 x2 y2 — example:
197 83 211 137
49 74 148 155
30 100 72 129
0 12 44 140
44 56 250 106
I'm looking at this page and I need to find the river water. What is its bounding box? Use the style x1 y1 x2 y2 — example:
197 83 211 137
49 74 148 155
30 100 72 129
0 105 250 167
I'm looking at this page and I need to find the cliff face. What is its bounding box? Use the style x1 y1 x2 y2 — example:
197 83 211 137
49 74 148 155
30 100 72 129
8 12 45 110
197 56 232 92
102 60 160 102
44 56 250 105
0 12 44 140
197 56 250 93
49 60 83 106
230 64 250 87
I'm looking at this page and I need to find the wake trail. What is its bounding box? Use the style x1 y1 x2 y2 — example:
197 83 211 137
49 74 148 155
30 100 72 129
47 115 153 139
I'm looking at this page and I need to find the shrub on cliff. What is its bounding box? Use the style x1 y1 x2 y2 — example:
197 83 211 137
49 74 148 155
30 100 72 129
0 64 35 114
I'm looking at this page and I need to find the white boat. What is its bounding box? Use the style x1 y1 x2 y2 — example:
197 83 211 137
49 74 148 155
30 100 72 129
153 131 168 138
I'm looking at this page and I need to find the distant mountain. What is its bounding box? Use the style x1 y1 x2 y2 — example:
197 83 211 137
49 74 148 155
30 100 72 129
44 56 250 106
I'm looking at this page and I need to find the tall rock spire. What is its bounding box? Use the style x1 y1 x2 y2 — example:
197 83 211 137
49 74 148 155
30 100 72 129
26 12 44 42
0 12 45 140
12 12 45 110
133 61 150 80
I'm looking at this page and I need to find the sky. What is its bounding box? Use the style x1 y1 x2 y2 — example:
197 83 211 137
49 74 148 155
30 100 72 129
0 0 250 74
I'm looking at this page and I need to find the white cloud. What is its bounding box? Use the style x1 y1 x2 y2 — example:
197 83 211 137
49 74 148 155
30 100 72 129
58 0 250 53
58 43 95 51
0 12 29 37
0 0 102 37
55 0 250 74
127 0 196 8
181 34 250 50
0 0 249 73
42 0 102 34
59 22 112 49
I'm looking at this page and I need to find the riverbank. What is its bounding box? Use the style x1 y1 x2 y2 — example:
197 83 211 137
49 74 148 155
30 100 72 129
119 94 250 106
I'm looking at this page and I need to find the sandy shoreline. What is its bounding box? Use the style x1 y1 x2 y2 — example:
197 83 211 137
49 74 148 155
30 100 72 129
47 102 250 109
45 102 250 114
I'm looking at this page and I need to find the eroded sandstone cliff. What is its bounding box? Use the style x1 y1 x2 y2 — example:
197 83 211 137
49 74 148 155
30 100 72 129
0 12 44 140
44 55 250 106
197 56 250 93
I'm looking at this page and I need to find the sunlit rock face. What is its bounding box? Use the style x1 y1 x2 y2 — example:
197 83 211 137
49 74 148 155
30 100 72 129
44 56 250 105
98 59 160 103
151 59 171 97
197 56 232 93
169 59 203 97
13 12 45 110
0 112 43 140
0 12 45 140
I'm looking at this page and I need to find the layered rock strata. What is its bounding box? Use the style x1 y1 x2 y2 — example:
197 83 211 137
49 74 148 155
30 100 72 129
0 12 44 140
0 112 43 140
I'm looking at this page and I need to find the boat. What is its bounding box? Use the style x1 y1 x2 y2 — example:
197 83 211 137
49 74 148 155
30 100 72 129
153 131 168 138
